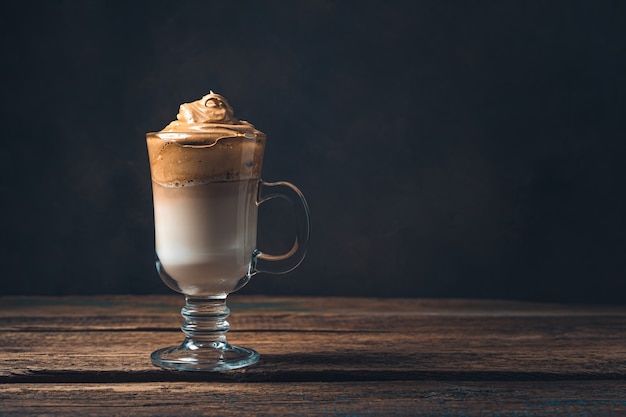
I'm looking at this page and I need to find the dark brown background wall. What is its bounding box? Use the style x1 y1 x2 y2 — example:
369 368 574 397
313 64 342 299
2 0 625 303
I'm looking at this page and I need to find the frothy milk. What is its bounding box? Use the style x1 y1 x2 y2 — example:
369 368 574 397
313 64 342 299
147 92 266 296
153 179 258 295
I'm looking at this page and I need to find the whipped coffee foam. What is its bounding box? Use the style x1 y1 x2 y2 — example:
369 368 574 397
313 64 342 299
163 91 240 130
147 92 265 186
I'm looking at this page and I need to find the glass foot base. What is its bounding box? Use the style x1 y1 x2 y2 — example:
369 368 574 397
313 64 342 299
151 341 260 371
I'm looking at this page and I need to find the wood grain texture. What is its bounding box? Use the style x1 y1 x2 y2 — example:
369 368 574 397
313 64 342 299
1 295 625 416
2 381 626 417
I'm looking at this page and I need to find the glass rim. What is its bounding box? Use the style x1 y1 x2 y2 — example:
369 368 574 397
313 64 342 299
146 131 266 140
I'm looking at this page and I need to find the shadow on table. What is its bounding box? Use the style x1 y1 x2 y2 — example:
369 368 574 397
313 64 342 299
6 352 624 384
255 352 626 383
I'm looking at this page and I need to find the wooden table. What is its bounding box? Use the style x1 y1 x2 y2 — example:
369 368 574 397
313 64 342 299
1 295 625 416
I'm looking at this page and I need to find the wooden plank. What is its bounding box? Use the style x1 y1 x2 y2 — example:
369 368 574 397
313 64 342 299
1 326 625 381
1 381 625 416
3 295 626 314
1 295 625 331
2 295 626 320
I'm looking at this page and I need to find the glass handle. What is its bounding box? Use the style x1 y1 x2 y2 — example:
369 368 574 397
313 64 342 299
252 180 311 275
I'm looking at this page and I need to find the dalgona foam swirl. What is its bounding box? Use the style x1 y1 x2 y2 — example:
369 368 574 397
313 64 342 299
163 91 245 132
147 92 266 186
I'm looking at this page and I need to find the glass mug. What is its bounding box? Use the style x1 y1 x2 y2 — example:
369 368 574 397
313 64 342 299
146 131 310 371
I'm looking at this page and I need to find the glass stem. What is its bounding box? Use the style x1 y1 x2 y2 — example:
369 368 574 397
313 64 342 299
180 296 231 349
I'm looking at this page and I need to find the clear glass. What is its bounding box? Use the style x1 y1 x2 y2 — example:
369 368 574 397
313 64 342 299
147 132 310 371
